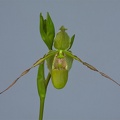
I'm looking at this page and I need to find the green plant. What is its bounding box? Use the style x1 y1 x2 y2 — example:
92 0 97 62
0 12 120 120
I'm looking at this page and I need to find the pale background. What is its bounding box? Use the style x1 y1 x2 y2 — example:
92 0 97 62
0 1 120 120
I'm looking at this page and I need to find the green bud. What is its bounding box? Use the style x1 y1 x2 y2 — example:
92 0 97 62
54 26 70 50
40 12 55 50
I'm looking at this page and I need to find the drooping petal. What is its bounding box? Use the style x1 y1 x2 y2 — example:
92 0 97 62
64 51 120 86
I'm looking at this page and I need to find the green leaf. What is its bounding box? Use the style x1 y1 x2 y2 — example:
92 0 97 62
68 34 75 50
37 62 46 98
40 12 55 50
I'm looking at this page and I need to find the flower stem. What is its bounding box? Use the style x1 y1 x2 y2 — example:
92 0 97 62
37 63 51 120
38 71 51 120
39 97 45 120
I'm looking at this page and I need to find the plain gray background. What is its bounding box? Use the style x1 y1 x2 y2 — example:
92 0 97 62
0 1 120 120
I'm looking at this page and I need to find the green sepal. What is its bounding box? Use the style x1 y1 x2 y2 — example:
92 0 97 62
51 69 68 89
54 26 70 50
37 62 46 98
40 12 55 50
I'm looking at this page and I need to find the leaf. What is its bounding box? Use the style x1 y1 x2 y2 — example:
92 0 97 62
37 62 46 98
69 34 75 50
40 12 55 50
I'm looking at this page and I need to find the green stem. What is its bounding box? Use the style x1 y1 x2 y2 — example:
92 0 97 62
37 61 51 120
39 97 45 120
39 73 51 120
38 72 51 120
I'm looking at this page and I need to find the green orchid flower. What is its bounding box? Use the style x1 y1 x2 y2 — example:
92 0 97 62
0 13 119 120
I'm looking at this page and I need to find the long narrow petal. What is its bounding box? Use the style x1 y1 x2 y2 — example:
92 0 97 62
0 51 57 94
65 51 120 86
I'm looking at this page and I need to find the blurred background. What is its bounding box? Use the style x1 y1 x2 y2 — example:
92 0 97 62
0 1 120 120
